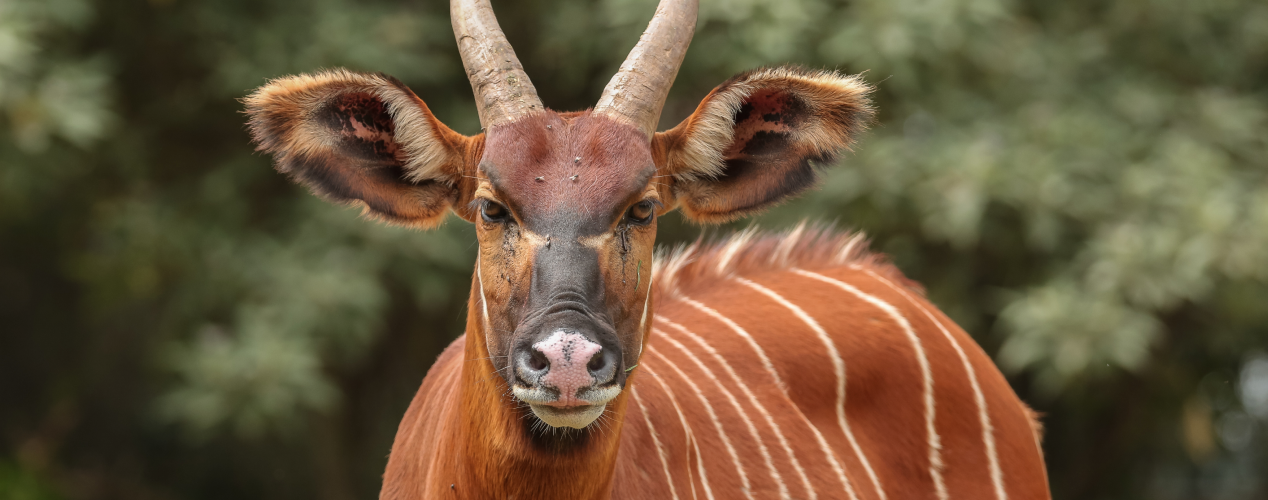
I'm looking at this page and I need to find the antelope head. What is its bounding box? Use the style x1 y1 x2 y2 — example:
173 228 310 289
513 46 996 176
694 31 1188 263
244 0 872 430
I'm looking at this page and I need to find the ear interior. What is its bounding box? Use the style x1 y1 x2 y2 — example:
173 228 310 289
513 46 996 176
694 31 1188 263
315 92 404 166
712 87 820 202
245 70 480 228
656 67 873 223
724 88 807 158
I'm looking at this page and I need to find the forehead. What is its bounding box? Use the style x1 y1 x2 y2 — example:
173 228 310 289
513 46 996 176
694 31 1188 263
480 112 655 230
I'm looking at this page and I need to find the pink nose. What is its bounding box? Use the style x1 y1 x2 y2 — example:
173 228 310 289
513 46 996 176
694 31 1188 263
534 331 603 406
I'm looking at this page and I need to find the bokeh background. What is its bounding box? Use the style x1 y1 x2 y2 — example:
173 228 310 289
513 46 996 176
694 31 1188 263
2 0 1266 497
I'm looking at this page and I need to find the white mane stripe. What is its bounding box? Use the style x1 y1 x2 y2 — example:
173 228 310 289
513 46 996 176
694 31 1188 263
834 233 866 265
651 224 883 306
714 227 756 275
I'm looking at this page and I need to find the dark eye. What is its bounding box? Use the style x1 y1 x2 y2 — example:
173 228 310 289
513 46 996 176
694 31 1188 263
625 200 655 226
481 199 510 223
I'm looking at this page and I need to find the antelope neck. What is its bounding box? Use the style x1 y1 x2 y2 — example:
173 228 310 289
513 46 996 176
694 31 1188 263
443 276 630 498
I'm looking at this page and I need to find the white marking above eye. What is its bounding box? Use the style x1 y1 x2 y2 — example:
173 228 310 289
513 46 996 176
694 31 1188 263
520 228 549 247
579 232 614 249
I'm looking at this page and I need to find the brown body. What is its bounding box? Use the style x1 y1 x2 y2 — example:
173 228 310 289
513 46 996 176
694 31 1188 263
383 230 1050 499
242 0 1051 497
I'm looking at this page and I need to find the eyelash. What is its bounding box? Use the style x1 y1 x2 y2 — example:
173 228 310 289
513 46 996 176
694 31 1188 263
625 200 657 226
480 199 511 223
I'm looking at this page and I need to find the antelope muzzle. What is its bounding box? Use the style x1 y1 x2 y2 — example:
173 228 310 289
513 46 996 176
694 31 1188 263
509 237 624 429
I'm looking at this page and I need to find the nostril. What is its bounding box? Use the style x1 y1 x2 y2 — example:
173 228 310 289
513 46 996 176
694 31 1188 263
514 347 552 385
587 348 619 385
529 349 549 372
587 352 605 372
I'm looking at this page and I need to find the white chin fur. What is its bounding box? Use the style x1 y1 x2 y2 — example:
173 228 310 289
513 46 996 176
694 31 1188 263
529 404 606 429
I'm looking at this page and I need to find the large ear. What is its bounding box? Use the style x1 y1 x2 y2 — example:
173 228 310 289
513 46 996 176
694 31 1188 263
244 69 482 228
653 66 874 222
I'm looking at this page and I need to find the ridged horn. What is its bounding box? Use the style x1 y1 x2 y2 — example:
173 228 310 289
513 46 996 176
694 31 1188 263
451 0 543 129
593 0 698 138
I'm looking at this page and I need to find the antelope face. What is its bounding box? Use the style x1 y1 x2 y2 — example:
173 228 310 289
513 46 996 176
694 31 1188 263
245 0 873 430
475 113 662 428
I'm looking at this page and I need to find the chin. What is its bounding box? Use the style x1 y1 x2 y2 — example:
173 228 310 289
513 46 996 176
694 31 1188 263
529 403 606 429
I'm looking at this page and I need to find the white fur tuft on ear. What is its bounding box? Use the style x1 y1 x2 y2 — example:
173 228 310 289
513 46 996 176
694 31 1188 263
245 69 480 229
245 69 457 185
659 66 873 183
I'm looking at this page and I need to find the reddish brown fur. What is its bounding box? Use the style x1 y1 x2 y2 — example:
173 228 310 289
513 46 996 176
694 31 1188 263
480 112 656 222
467 111 661 373
650 225 919 301
380 293 628 499
384 230 1052 499
242 65 1050 500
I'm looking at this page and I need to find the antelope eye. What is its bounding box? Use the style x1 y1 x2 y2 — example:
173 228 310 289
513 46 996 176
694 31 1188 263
625 200 655 226
481 200 510 223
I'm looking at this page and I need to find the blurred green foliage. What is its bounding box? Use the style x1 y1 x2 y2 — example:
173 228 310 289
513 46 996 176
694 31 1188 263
0 0 1264 498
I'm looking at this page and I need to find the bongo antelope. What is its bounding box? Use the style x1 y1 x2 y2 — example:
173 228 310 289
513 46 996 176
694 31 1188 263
244 0 1052 497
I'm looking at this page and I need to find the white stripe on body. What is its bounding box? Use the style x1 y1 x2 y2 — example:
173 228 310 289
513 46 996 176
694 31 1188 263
682 296 788 393
647 346 754 499
645 364 710 500
657 315 839 500
738 277 888 500
661 309 860 500
652 326 791 499
789 269 948 500
631 387 681 500
858 266 1007 500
